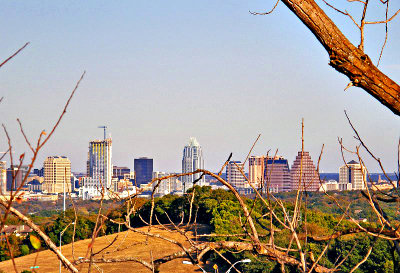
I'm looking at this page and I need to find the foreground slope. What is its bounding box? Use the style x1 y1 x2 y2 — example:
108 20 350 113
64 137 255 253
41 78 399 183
0 225 205 273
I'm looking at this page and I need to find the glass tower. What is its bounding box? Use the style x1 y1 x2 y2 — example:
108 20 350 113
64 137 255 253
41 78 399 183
182 137 205 192
134 157 153 186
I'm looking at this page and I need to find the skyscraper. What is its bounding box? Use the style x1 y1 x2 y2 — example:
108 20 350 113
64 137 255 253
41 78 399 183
182 137 205 192
339 160 366 191
87 138 113 190
264 156 291 192
0 161 6 194
134 157 153 186
43 156 71 194
249 155 291 192
290 151 320 192
226 161 245 189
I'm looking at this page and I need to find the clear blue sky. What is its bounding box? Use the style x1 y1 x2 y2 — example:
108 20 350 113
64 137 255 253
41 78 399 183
1 1 399 173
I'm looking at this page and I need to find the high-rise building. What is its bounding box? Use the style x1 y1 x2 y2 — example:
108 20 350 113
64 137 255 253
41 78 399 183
249 156 265 189
0 161 6 194
226 161 245 189
6 165 29 191
290 151 320 192
87 138 113 190
43 156 71 193
182 137 205 192
134 157 153 186
339 160 366 191
264 156 291 192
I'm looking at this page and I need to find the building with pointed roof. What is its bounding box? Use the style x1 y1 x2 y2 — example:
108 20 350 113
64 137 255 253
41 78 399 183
182 137 205 192
339 160 366 191
290 151 320 192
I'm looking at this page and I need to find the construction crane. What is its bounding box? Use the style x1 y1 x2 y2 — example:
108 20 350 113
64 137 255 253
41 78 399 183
98 126 107 140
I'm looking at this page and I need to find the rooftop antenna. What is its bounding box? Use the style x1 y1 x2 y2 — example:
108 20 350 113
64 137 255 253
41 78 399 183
98 126 107 140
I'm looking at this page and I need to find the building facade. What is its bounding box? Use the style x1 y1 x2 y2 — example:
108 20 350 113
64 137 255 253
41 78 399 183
87 138 113 190
43 156 71 193
264 156 291 193
182 137 205 192
152 171 182 196
6 165 29 192
134 157 153 186
290 151 320 192
319 180 339 192
226 161 245 189
249 156 265 189
339 160 366 191
113 166 131 179
0 161 6 194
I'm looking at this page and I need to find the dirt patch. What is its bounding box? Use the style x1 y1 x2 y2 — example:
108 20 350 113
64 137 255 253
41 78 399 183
0 225 212 273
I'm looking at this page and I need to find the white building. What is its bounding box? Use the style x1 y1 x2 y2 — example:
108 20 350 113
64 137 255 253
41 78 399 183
182 137 205 192
226 161 245 189
319 180 339 192
339 160 366 191
152 171 183 196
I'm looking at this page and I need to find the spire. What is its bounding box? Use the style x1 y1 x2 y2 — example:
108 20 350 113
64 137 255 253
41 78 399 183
188 137 200 147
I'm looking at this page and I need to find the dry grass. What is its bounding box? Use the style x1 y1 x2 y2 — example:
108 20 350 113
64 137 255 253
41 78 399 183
0 225 210 273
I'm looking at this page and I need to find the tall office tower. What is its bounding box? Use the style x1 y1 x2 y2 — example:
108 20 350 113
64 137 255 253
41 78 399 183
6 165 29 191
249 156 265 189
87 138 113 189
290 151 320 192
43 156 71 193
134 157 153 186
226 161 245 189
113 166 130 179
264 156 291 192
182 137 205 192
0 161 6 194
339 160 367 191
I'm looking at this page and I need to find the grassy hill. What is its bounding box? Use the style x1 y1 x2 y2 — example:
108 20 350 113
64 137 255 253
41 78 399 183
0 225 207 273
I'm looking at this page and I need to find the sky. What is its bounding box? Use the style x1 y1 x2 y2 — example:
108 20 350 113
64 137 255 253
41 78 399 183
0 1 399 173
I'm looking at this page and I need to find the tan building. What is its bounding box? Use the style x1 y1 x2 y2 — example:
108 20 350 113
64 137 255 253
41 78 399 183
0 161 6 194
249 156 265 188
43 156 71 193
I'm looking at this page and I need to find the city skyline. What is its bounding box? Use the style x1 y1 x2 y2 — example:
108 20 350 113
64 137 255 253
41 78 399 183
1 2 399 173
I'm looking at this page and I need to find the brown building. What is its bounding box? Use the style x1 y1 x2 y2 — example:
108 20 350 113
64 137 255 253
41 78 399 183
291 151 320 192
264 156 291 192
249 155 291 192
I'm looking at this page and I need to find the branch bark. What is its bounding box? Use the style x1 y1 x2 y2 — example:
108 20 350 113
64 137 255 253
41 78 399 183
280 0 400 115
